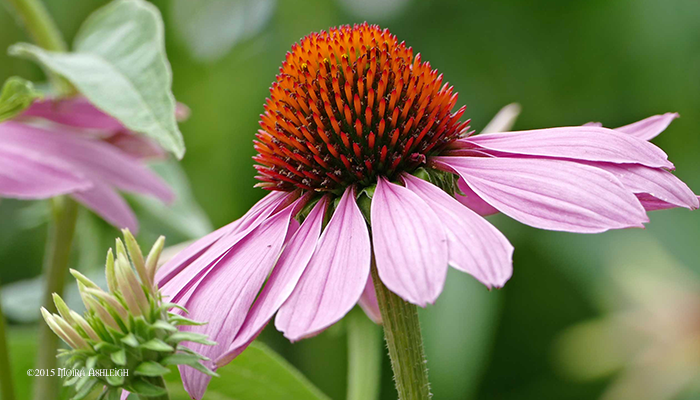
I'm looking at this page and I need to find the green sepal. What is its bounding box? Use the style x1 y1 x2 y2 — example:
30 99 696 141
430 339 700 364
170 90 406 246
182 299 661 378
134 361 171 377
0 76 42 122
110 349 126 365
151 320 177 332
120 333 140 347
140 338 174 352
129 379 167 396
162 353 218 377
161 302 189 313
175 345 210 361
104 373 124 386
168 314 207 326
72 378 99 400
166 331 216 345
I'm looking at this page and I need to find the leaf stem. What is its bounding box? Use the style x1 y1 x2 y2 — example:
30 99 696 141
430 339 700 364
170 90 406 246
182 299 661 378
346 308 382 400
3 0 74 94
371 260 432 400
0 282 16 400
33 197 79 400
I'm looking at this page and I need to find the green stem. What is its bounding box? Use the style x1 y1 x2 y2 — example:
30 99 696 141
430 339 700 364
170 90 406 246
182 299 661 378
346 308 382 400
371 261 431 400
0 282 16 400
3 0 74 94
33 197 78 400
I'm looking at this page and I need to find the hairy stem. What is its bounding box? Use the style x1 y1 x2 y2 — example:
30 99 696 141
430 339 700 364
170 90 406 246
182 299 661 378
33 197 78 400
371 261 431 400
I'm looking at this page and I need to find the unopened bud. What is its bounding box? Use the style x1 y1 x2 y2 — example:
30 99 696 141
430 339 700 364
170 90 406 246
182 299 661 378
105 248 117 293
52 293 74 325
122 229 149 288
69 310 100 342
145 236 165 288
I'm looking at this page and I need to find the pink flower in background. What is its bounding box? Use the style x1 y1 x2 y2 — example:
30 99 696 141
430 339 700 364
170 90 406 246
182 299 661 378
0 97 182 231
156 24 698 399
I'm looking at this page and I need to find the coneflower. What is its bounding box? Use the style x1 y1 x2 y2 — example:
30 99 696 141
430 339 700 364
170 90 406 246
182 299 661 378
157 23 698 399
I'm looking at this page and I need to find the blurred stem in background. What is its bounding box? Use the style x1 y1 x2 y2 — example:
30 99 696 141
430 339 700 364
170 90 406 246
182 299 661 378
346 308 382 400
2 0 78 397
34 197 79 400
3 0 74 95
0 282 16 400
371 262 432 400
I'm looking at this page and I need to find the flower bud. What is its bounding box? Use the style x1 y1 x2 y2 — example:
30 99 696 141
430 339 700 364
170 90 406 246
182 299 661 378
39 232 216 399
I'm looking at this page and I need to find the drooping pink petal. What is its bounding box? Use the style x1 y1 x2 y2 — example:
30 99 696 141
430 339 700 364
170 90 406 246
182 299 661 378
587 162 699 211
21 97 124 132
120 390 129 400
0 143 91 199
180 204 296 400
216 197 329 366
403 174 513 288
371 177 449 306
0 122 173 203
615 113 679 141
455 178 499 216
433 156 649 233
71 181 138 232
634 193 681 211
276 186 371 341
105 132 166 160
459 126 673 169
357 275 382 324
158 191 292 300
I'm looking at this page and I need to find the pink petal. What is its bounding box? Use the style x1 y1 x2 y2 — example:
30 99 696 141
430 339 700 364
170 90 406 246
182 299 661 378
105 132 166 160
455 178 499 216
71 182 138 231
461 126 673 169
276 186 371 341
216 197 329 366
21 97 123 132
588 162 699 211
120 390 129 400
0 122 173 203
180 204 296 399
615 113 679 141
635 193 681 211
159 191 291 301
433 156 649 233
403 174 513 288
371 177 449 306
0 143 91 199
357 275 382 324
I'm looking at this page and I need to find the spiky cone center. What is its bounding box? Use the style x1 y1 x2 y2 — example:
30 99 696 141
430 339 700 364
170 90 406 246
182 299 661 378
254 23 470 193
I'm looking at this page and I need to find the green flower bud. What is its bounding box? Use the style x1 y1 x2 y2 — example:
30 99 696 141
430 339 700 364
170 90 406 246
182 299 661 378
40 232 216 400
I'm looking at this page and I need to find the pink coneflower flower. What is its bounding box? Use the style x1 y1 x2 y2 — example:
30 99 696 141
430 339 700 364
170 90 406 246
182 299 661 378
157 23 698 398
0 96 180 231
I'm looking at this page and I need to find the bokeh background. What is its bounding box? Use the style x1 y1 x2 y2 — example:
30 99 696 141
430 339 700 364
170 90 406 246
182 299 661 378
1 0 699 399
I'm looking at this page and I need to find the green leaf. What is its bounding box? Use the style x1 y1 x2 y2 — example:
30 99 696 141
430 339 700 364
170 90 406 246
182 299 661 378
161 354 217 377
110 349 127 365
202 342 330 400
135 361 171 376
140 338 175 352
151 320 177 332
71 377 98 400
8 0 185 158
0 76 42 122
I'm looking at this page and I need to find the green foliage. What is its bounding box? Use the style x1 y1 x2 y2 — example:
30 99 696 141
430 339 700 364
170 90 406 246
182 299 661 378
0 76 41 122
163 342 331 400
8 0 185 158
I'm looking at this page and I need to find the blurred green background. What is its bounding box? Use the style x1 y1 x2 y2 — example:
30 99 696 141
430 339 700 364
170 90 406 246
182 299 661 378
1 0 699 399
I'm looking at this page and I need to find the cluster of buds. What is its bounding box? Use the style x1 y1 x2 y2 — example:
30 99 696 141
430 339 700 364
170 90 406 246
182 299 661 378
41 230 216 400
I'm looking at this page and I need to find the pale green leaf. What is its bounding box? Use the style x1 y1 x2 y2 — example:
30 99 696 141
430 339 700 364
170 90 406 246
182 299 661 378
8 0 185 158
134 361 171 376
0 76 42 122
